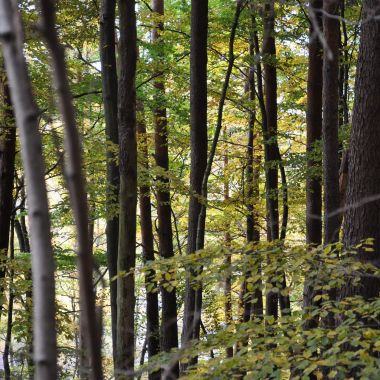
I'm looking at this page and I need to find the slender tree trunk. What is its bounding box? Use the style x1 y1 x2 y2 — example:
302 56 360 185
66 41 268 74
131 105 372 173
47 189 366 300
323 0 341 245
100 0 119 360
3 217 14 380
182 0 208 357
342 0 380 301
303 0 323 331
151 4 179 377
0 2 57 378
38 1 102 378
116 0 137 378
262 0 280 318
222 130 233 358
0 70 15 314
137 102 161 380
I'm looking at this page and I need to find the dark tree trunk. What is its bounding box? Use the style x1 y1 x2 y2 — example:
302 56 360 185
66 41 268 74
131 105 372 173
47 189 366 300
3 217 14 380
342 0 380 300
222 130 233 358
100 0 119 360
323 0 341 245
306 0 323 246
116 0 138 378
182 0 208 355
137 102 160 380
0 73 15 312
303 0 323 331
151 3 179 376
262 0 281 319
242 39 262 322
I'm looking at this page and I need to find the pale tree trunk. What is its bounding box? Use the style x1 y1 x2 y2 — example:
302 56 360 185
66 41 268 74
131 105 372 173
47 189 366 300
116 0 138 378
38 1 102 378
100 0 119 360
0 1 57 379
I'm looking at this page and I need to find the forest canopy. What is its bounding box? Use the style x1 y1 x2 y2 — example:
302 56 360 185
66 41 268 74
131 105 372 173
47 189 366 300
1 0 380 379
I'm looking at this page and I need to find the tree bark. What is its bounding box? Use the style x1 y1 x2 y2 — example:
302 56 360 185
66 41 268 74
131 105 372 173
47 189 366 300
151 3 179 376
100 0 119 360
342 0 380 300
38 1 102 378
303 0 323 331
0 69 15 314
323 0 341 245
182 0 208 355
137 101 161 380
0 1 57 378
116 0 138 378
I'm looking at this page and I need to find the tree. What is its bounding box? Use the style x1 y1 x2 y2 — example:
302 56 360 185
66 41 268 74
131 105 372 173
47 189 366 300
137 101 160 380
152 2 179 374
116 0 138 378
100 0 119 358
342 0 380 301
0 70 15 313
182 0 208 353
0 1 57 378
322 0 341 245
303 0 323 330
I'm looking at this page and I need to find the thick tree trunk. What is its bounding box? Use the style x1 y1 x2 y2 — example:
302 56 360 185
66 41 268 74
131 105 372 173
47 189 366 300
342 0 380 300
303 0 323 331
0 2 57 378
323 0 341 245
137 102 160 380
100 0 119 360
0 71 15 314
116 0 137 378
182 0 208 356
151 3 179 376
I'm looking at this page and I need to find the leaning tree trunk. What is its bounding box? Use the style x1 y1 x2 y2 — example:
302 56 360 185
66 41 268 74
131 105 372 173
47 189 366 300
303 0 323 331
182 0 208 359
100 0 119 360
116 0 138 378
38 1 102 377
0 70 15 314
0 1 57 379
342 0 380 301
151 3 179 377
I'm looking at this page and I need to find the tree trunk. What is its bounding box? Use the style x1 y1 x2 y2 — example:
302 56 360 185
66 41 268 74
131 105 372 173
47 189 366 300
38 1 102 377
342 0 380 300
303 0 323 331
151 3 179 377
0 2 57 378
137 102 161 380
100 0 119 360
261 0 281 319
116 0 137 378
0 70 15 314
323 0 341 245
182 0 208 356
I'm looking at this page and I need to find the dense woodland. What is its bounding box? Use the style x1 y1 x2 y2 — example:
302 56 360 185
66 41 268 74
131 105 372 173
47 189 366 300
0 0 380 379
